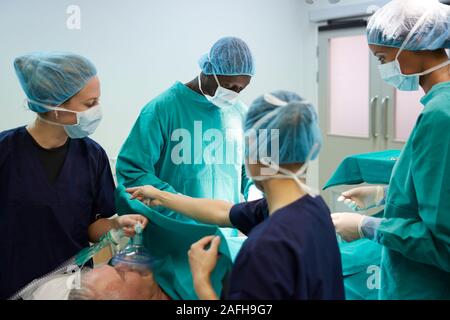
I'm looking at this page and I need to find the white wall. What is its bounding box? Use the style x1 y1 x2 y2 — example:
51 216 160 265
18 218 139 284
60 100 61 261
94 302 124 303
299 0 376 189
0 0 374 190
0 0 307 154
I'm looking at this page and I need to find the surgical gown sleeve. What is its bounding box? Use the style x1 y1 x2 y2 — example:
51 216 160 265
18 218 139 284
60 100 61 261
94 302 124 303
116 105 176 193
376 109 450 272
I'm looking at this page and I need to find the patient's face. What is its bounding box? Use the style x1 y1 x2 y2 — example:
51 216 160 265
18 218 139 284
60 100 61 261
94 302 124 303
85 264 155 300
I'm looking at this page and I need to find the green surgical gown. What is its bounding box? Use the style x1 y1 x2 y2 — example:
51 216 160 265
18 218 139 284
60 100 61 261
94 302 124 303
116 81 253 223
115 185 245 300
323 150 400 190
377 82 450 299
340 238 382 300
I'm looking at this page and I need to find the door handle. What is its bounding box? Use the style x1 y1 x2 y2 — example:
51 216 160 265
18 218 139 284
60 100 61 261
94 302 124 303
370 96 379 138
381 96 390 140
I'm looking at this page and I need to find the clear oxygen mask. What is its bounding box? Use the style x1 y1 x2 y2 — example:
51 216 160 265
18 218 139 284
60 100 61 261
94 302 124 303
111 223 153 274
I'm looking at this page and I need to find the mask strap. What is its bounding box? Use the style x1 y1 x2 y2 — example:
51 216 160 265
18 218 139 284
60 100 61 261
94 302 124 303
25 98 79 114
417 59 450 76
206 53 223 88
198 72 224 98
269 143 318 186
254 158 290 181
250 108 281 134
395 8 433 60
212 72 222 88
256 160 317 196
198 74 207 96
248 93 289 132
27 98 84 127
295 143 320 177
264 93 288 107
294 143 320 196
252 94 312 131
37 114 68 127
258 143 320 197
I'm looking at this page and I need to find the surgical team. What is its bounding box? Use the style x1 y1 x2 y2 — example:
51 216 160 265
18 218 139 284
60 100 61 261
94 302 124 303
1 0 450 300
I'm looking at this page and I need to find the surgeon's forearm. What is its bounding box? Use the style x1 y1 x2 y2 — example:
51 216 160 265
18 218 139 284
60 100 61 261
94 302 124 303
88 218 118 243
157 191 233 227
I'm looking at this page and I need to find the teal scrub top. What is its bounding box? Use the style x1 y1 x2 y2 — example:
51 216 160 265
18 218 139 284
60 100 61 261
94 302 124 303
116 81 253 222
377 82 450 299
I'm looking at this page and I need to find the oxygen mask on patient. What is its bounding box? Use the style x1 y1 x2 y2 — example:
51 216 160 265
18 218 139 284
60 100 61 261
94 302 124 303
111 222 154 274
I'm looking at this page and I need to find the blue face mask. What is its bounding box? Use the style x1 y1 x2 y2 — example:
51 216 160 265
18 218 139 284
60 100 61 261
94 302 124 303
25 99 103 139
377 12 450 92
379 58 450 91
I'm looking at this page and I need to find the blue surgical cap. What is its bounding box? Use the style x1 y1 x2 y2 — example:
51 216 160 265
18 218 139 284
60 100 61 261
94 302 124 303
245 90 322 165
199 37 255 76
367 0 450 50
14 52 97 113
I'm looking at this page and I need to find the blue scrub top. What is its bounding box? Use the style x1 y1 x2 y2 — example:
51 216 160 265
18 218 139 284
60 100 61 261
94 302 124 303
0 127 116 299
227 195 345 300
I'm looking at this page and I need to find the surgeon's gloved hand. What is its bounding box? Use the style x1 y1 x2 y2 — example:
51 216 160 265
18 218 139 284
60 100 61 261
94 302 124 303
331 212 365 242
337 186 385 211
113 214 149 237
126 185 163 207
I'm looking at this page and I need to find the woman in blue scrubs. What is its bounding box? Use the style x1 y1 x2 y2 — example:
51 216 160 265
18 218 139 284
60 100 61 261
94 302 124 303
0 52 147 299
127 91 345 300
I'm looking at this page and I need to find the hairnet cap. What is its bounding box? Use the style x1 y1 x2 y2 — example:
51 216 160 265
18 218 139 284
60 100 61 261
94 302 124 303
245 90 322 165
199 37 255 76
14 52 97 113
367 0 450 50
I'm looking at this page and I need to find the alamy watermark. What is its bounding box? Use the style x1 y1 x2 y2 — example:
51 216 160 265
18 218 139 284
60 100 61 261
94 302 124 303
366 265 381 290
170 121 280 176
66 5 81 30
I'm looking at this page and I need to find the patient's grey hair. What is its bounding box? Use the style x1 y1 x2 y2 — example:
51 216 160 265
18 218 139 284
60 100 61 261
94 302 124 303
68 268 121 300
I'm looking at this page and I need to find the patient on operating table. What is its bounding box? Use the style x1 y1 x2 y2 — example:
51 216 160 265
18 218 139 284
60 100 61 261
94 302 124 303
15 263 169 300
67 264 170 300
15 258 171 300
16 224 171 300
70 229 171 300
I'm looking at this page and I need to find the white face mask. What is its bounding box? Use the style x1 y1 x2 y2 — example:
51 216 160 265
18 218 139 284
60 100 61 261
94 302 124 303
26 99 103 139
198 73 239 108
